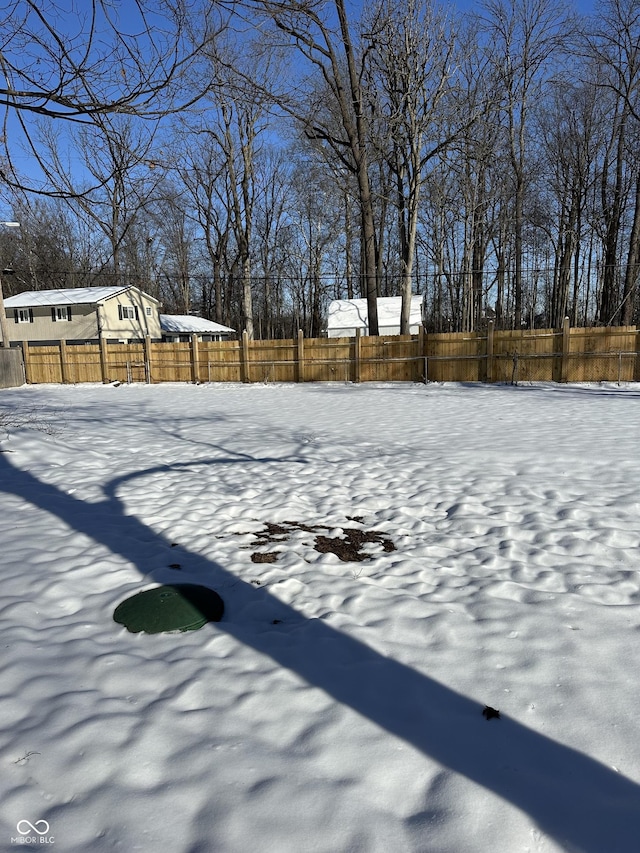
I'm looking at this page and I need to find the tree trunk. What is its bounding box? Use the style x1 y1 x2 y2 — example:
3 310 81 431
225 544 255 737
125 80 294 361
514 177 524 328
599 112 626 325
334 0 379 335
242 254 254 339
622 170 640 325
552 195 577 329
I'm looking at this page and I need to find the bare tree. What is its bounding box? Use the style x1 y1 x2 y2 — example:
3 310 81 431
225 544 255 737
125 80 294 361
480 0 572 328
241 0 381 334
1 197 93 291
253 147 294 338
593 92 629 324
285 155 343 336
366 0 463 333
177 139 232 324
585 0 640 324
538 78 602 327
0 0 220 346
185 36 278 339
0 0 220 195
152 184 197 314
36 114 164 288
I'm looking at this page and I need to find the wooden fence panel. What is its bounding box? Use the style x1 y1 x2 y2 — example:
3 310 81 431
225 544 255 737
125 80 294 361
16 324 640 386
359 334 421 381
569 325 637 353
199 341 241 382
104 343 147 384
303 337 353 382
246 339 296 383
492 329 560 383
150 342 192 383
24 345 64 383
568 326 640 382
0 348 24 387
65 345 103 383
425 332 485 382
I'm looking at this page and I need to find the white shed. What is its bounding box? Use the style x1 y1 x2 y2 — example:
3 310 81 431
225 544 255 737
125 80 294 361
327 296 423 337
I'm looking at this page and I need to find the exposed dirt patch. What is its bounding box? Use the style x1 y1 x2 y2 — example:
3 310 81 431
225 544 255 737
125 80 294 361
251 521 320 546
251 552 280 564
314 529 396 562
243 520 396 564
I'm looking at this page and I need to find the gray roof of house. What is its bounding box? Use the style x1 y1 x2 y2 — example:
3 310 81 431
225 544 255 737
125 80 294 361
4 286 158 307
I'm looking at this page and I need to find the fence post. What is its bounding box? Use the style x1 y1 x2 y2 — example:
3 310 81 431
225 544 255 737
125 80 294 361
144 335 152 384
241 329 250 383
22 341 32 384
486 319 494 383
99 336 110 383
560 316 570 383
418 326 425 383
296 329 304 382
191 334 200 383
354 329 361 383
59 339 69 384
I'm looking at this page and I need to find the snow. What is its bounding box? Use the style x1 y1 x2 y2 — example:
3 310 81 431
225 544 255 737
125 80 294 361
3 287 133 307
160 314 236 334
1 380 639 853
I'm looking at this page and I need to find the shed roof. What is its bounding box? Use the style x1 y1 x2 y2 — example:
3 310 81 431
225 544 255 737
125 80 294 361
160 314 235 334
4 285 159 307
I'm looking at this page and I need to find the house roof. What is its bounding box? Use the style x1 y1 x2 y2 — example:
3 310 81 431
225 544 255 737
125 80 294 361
327 296 423 331
160 314 235 334
4 285 159 307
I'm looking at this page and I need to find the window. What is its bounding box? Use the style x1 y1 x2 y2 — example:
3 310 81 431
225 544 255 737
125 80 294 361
118 304 138 320
145 306 152 317
14 308 33 323
51 306 72 322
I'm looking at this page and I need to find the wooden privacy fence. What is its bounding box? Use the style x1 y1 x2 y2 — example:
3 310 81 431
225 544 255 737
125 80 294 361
18 320 640 386
0 348 25 388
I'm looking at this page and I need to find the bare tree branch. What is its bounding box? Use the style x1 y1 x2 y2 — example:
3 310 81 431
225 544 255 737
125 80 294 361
0 0 225 195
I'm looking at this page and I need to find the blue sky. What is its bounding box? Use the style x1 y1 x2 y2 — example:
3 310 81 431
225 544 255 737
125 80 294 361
0 0 607 208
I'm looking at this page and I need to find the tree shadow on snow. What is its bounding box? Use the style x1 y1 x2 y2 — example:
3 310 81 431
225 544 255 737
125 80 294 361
0 448 639 852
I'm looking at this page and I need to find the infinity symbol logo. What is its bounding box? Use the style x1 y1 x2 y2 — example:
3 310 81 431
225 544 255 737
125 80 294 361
16 820 50 835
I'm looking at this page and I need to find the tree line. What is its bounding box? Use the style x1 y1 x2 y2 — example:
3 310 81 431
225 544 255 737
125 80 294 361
2 0 640 338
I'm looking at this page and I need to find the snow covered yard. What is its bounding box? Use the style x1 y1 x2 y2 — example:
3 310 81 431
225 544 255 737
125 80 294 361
0 380 639 853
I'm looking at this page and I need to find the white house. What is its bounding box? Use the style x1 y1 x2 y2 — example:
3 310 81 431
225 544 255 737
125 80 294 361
327 296 423 337
160 314 236 342
2 286 162 345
